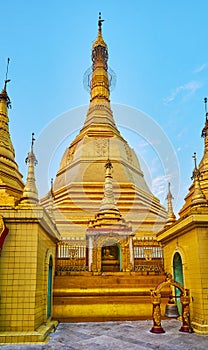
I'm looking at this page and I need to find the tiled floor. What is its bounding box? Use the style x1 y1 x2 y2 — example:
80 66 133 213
2 320 208 349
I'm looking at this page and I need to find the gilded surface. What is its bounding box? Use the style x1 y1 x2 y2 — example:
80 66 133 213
41 13 166 238
0 87 24 202
153 305 161 326
124 143 133 164
150 290 161 305
183 305 189 325
95 138 108 157
91 247 97 272
88 232 133 272
144 249 152 261
0 215 5 236
0 191 15 206
179 115 208 217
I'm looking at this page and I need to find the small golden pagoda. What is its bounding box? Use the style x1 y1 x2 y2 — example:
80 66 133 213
157 99 208 334
0 76 60 343
179 98 208 217
86 159 134 273
0 79 24 205
165 182 176 227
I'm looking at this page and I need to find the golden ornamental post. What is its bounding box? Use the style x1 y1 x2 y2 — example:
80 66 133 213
150 290 165 333
179 290 191 333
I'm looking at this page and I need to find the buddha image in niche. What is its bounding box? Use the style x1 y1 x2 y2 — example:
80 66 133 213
102 246 118 260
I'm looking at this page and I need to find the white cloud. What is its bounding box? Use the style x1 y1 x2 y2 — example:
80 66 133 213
152 174 172 197
136 140 149 148
177 128 187 139
193 63 207 74
163 81 202 104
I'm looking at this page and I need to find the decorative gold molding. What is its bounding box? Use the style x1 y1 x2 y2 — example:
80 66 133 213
0 215 5 236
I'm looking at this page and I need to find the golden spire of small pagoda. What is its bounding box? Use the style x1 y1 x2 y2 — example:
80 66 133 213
165 182 176 226
0 59 15 162
47 178 55 218
0 59 24 205
191 152 207 207
201 97 208 154
20 133 39 205
199 97 208 175
88 155 129 229
99 158 119 212
179 101 208 217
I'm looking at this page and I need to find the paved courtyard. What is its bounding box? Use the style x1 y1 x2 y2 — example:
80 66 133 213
1 320 208 350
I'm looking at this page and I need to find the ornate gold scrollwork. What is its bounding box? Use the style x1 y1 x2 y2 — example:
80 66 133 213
144 248 152 261
153 305 161 326
0 215 5 236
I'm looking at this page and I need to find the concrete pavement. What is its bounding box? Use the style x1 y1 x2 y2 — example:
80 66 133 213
1 320 208 349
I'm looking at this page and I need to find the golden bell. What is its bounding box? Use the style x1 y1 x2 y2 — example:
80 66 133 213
165 298 180 318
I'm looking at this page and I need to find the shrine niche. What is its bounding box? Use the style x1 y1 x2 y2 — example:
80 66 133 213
101 243 119 272
86 230 135 273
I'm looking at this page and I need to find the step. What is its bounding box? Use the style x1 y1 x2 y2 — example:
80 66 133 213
54 274 166 289
54 287 170 297
53 274 169 322
53 293 169 322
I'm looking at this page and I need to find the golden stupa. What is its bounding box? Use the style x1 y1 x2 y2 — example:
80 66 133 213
0 80 24 206
2 14 208 341
157 104 208 334
41 14 166 239
179 101 208 217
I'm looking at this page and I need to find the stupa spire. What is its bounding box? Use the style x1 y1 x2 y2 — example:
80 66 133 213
0 59 14 162
0 59 24 205
90 12 109 104
47 178 55 218
201 97 208 156
179 101 208 217
83 13 116 129
165 182 176 226
191 152 207 206
88 156 128 229
20 133 39 205
99 159 119 212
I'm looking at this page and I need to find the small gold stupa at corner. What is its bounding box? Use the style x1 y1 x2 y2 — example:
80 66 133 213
0 78 24 206
157 97 208 335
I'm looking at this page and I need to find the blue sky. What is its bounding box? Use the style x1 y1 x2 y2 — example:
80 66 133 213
1 0 208 215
